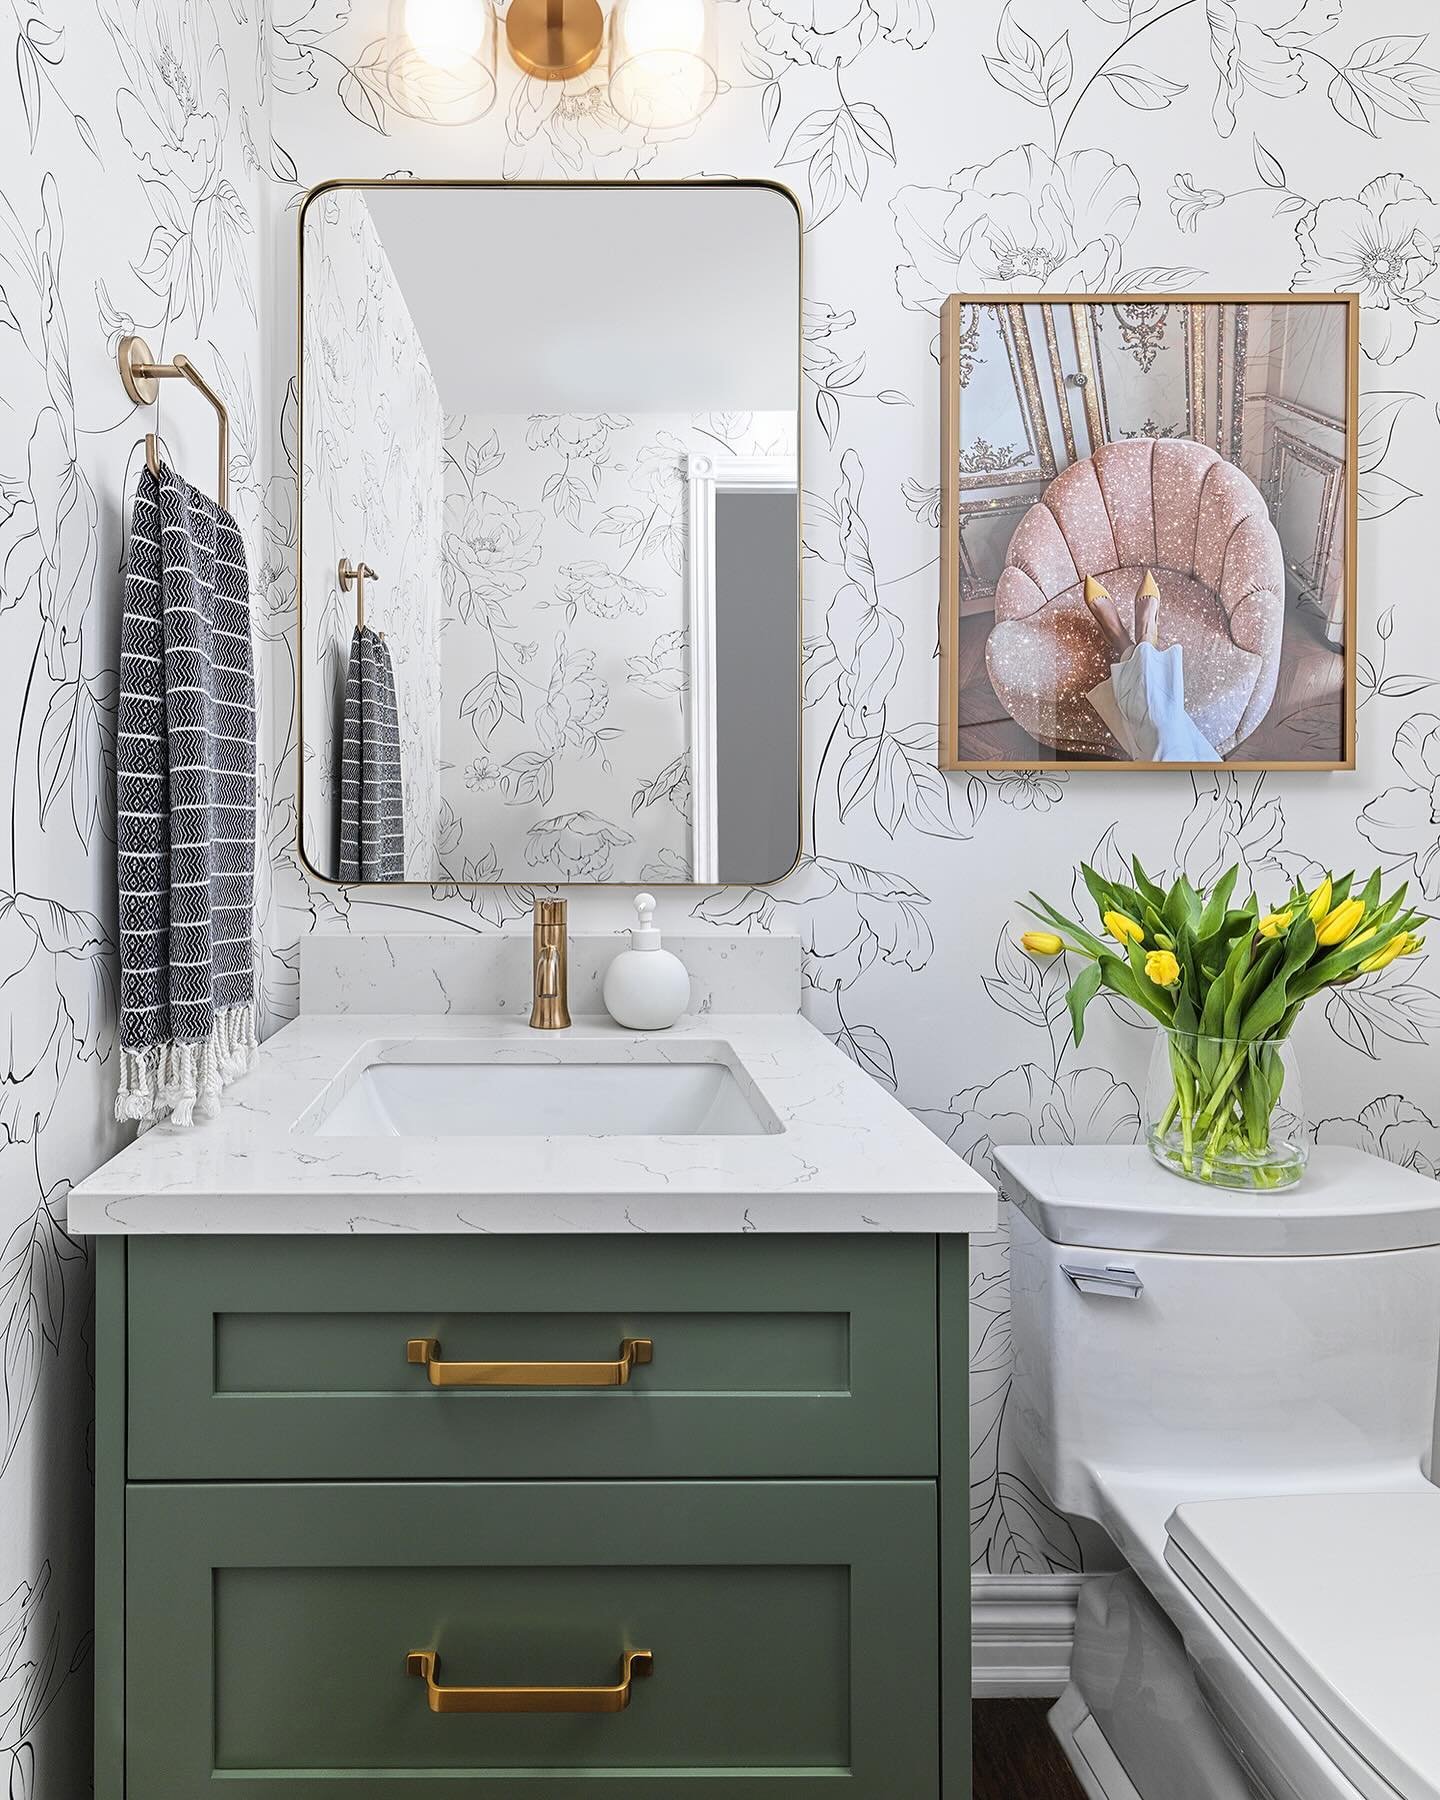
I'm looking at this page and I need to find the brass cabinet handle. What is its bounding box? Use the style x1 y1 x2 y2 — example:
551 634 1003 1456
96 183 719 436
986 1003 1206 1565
405 1336 653 1388
406 1648 653 1713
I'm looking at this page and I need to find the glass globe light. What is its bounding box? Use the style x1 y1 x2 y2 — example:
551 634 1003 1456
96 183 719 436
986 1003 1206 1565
609 0 717 129
386 0 497 124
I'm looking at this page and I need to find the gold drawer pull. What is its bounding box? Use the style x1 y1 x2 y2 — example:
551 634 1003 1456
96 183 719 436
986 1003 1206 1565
405 1336 653 1388
406 1648 653 1714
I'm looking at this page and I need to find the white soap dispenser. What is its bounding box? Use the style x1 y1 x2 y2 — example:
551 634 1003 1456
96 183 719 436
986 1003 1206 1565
603 893 690 1030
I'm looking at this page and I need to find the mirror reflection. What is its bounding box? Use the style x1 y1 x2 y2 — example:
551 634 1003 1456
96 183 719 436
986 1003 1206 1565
299 181 801 887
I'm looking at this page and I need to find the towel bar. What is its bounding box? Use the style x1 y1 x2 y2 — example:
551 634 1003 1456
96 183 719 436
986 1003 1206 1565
118 334 229 509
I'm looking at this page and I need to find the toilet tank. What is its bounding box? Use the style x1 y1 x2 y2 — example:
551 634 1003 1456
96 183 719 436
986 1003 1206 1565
997 1146 1440 1522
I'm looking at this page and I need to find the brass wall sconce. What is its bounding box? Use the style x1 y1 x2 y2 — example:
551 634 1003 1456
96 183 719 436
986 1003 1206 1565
384 0 716 127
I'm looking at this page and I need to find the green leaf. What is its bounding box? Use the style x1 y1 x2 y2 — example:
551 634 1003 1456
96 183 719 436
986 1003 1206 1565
1163 873 1202 935
1131 856 1166 910
1196 865 1240 937
1238 968 1291 1038
1066 961 1104 1045
1079 862 1113 917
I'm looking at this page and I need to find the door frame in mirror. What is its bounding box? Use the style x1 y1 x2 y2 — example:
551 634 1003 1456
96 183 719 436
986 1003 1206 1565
294 177 805 889
685 453 799 887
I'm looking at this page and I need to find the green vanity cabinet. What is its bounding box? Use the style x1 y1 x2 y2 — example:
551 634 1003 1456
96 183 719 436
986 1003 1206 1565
97 1233 974 1797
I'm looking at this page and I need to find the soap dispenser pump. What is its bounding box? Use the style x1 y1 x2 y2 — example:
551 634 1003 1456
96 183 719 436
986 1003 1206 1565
603 893 690 1030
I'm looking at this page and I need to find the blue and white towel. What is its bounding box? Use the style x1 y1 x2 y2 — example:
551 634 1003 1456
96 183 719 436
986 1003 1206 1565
116 461 258 1127
338 625 404 882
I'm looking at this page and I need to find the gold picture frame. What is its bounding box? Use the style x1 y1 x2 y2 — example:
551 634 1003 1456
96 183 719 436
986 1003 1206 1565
938 291 1360 774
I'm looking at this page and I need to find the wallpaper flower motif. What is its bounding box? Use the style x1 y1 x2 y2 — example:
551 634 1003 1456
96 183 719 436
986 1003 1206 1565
1314 1091 1440 1172
1359 712 1440 895
893 146 1142 304
749 0 935 68
438 412 708 882
301 187 444 881
2 14 1439 1792
1 4 264 1793
1292 173 1440 361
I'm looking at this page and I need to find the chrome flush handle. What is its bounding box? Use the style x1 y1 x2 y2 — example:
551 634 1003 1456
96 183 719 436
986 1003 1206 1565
1060 1263 1145 1300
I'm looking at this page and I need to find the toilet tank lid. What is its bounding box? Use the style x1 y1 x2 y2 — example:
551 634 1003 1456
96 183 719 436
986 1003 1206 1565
993 1145 1440 1256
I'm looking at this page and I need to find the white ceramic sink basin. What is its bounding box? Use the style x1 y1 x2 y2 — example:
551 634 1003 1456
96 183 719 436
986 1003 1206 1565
310 1055 772 1138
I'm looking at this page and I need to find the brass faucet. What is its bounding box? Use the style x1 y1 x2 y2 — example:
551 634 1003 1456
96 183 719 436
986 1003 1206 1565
529 898 571 1030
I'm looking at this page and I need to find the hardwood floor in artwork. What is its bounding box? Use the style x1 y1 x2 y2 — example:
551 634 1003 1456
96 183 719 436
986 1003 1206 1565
973 1700 1088 1800
955 599 1345 766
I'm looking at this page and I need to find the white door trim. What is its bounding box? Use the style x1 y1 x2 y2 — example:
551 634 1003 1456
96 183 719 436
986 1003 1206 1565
685 453 798 885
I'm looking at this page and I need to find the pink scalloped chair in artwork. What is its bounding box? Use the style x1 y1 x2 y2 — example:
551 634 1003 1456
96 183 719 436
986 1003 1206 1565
985 438 1285 758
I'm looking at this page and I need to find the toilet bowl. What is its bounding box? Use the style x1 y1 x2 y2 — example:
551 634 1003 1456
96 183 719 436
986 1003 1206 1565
996 1143 1440 1800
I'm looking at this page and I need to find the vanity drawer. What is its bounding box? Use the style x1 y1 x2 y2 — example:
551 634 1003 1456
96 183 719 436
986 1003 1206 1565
126 1479 939 1797
127 1235 937 1479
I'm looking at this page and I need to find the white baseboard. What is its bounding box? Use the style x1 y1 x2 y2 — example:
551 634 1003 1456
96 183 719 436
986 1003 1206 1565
972 1573 1084 1698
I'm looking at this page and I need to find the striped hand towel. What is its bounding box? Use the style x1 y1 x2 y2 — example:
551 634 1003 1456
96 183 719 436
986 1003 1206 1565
116 462 258 1128
338 625 404 882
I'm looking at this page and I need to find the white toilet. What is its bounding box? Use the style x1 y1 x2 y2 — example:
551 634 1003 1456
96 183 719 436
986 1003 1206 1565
997 1142 1440 1800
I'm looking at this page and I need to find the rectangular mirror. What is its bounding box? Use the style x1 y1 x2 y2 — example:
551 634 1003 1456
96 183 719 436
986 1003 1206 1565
298 180 802 887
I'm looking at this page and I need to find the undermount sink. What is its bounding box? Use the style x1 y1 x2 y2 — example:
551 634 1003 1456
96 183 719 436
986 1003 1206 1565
309 1051 773 1138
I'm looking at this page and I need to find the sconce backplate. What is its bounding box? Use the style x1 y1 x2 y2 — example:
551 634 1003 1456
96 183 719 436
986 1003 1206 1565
506 0 604 80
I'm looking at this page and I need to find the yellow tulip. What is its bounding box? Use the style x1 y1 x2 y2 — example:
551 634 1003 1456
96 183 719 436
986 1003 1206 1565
1144 949 1180 987
1316 897 1366 946
1359 931 1410 974
1021 931 1064 957
1307 877 1333 924
1257 909 1293 938
1104 910 1145 945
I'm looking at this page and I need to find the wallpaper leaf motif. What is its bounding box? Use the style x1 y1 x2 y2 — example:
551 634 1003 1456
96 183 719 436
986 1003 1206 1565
1 3 264 1789
3 13 1440 1790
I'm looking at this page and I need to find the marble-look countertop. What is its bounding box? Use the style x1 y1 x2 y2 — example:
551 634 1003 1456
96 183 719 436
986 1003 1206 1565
71 1013 995 1236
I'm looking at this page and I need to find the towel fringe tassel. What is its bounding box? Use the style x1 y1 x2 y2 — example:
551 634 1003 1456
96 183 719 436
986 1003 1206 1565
114 1002 259 1130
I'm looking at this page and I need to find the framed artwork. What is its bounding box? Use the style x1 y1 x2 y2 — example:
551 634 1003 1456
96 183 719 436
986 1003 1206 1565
938 293 1359 772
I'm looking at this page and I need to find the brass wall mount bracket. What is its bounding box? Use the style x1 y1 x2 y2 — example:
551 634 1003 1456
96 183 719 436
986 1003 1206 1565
117 333 230 508
505 0 604 80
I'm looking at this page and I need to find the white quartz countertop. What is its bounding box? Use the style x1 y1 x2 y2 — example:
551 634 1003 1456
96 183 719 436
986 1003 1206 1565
71 1013 995 1236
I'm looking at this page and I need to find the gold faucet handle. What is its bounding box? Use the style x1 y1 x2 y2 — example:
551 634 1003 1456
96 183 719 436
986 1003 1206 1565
537 944 559 998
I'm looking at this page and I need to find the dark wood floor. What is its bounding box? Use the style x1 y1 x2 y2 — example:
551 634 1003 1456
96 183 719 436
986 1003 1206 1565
974 1700 1087 1799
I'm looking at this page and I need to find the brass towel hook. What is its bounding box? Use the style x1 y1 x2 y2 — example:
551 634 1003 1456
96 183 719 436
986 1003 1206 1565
118 334 229 510
338 558 380 634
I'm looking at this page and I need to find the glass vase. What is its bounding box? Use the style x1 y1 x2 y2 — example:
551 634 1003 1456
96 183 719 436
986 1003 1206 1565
1145 1027 1309 1191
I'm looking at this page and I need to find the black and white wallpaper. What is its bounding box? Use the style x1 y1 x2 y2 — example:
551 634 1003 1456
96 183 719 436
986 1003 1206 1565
0 2 268 1793
1 1 1439 1791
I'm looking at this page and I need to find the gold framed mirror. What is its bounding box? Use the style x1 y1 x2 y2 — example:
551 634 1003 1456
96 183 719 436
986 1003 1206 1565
297 178 803 886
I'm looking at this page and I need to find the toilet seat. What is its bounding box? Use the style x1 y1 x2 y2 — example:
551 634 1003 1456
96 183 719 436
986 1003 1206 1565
1166 1489 1440 1800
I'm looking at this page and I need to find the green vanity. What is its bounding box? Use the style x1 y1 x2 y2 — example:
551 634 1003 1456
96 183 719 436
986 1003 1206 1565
79 176 995 1797
75 979 994 1798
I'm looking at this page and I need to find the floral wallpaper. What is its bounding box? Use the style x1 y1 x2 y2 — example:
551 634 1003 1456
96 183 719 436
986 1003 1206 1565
301 186 444 881
267 0 1440 1588
437 408 795 884
0 1 266 1793
1 6 1439 1793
